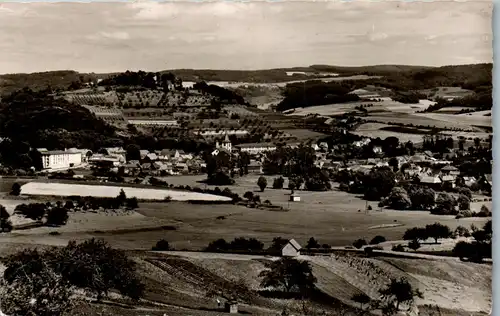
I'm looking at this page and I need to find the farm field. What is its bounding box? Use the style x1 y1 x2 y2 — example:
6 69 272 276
353 122 492 142
365 112 484 131
353 122 428 143
201 75 381 89
0 175 490 253
280 128 327 141
418 86 475 99
10 174 482 251
286 98 431 117
421 112 492 128
20 182 231 202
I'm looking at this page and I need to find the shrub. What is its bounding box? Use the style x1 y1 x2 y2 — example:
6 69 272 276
364 247 374 256
46 207 69 226
392 244 405 252
10 183 21 196
477 205 492 217
455 225 471 237
164 195 172 202
408 239 421 251
387 187 411 210
457 194 470 211
126 197 139 209
370 235 387 245
272 177 285 189
353 239 367 249
257 176 268 192
152 239 170 251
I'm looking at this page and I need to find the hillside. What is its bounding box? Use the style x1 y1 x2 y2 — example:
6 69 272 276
0 70 98 96
1 64 491 96
110 252 490 316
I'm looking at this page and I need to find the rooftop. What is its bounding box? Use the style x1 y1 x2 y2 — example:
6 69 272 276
235 142 276 148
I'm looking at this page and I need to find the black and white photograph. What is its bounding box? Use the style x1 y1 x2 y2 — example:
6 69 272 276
0 0 493 315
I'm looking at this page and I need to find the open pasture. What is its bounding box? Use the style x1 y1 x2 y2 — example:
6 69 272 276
424 112 492 128
287 98 431 117
62 174 487 251
418 86 475 99
353 122 428 143
365 111 484 131
20 182 231 202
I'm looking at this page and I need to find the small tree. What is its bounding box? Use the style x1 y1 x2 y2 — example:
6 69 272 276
387 187 411 210
116 189 127 206
306 237 320 249
457 187 472 199
259 257 316 297
126 197 139 209
46 207 69 226
454 225 471 237
352 293 371 310
268 237 289 253
392 244 405 252
0 205 12 232
425 223 451 244
403 227 428 242
243 191 254 201
257 176 268 192
273 177 285 189
11 183 21 196
353 239 367 249
408 239 421 251
434 192 455 214
152 239 170 251
206 238 229 252
370 235 386 245
379 277 423 311
457 194 470 211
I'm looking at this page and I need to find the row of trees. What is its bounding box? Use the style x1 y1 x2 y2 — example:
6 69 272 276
9 189 140 229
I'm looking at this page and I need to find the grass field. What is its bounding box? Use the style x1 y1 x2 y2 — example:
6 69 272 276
353 122 428 143
20 182 231 202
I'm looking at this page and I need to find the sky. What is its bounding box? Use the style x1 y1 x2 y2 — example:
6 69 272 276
0 0 493 74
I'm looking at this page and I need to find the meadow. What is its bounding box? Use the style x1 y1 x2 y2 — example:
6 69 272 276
7 174 488 251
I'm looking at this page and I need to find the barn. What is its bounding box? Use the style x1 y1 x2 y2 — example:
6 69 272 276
281 239 302 257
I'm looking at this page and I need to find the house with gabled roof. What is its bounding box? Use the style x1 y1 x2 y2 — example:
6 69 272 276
281 239 301 257
440 165 460 176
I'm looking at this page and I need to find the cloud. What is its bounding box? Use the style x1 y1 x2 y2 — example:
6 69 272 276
87 31 130 41
128 1 256 20
0 1 492 74
369 32 389 42
129 2 180 20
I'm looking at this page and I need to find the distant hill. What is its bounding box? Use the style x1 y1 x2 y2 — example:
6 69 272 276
0 70 99 96
0 63 491 96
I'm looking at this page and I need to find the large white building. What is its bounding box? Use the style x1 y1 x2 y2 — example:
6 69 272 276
39 149 83 170
234 142 277 155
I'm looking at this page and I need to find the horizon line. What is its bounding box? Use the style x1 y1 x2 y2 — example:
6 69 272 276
0 62 493 76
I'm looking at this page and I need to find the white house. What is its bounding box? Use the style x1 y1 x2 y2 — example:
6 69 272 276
353 138 371 148
39 149 83 170
234 143 277 155
281 239 301 257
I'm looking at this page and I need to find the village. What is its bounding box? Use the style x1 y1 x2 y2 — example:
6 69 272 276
32 131 491 198
0 1 493 314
